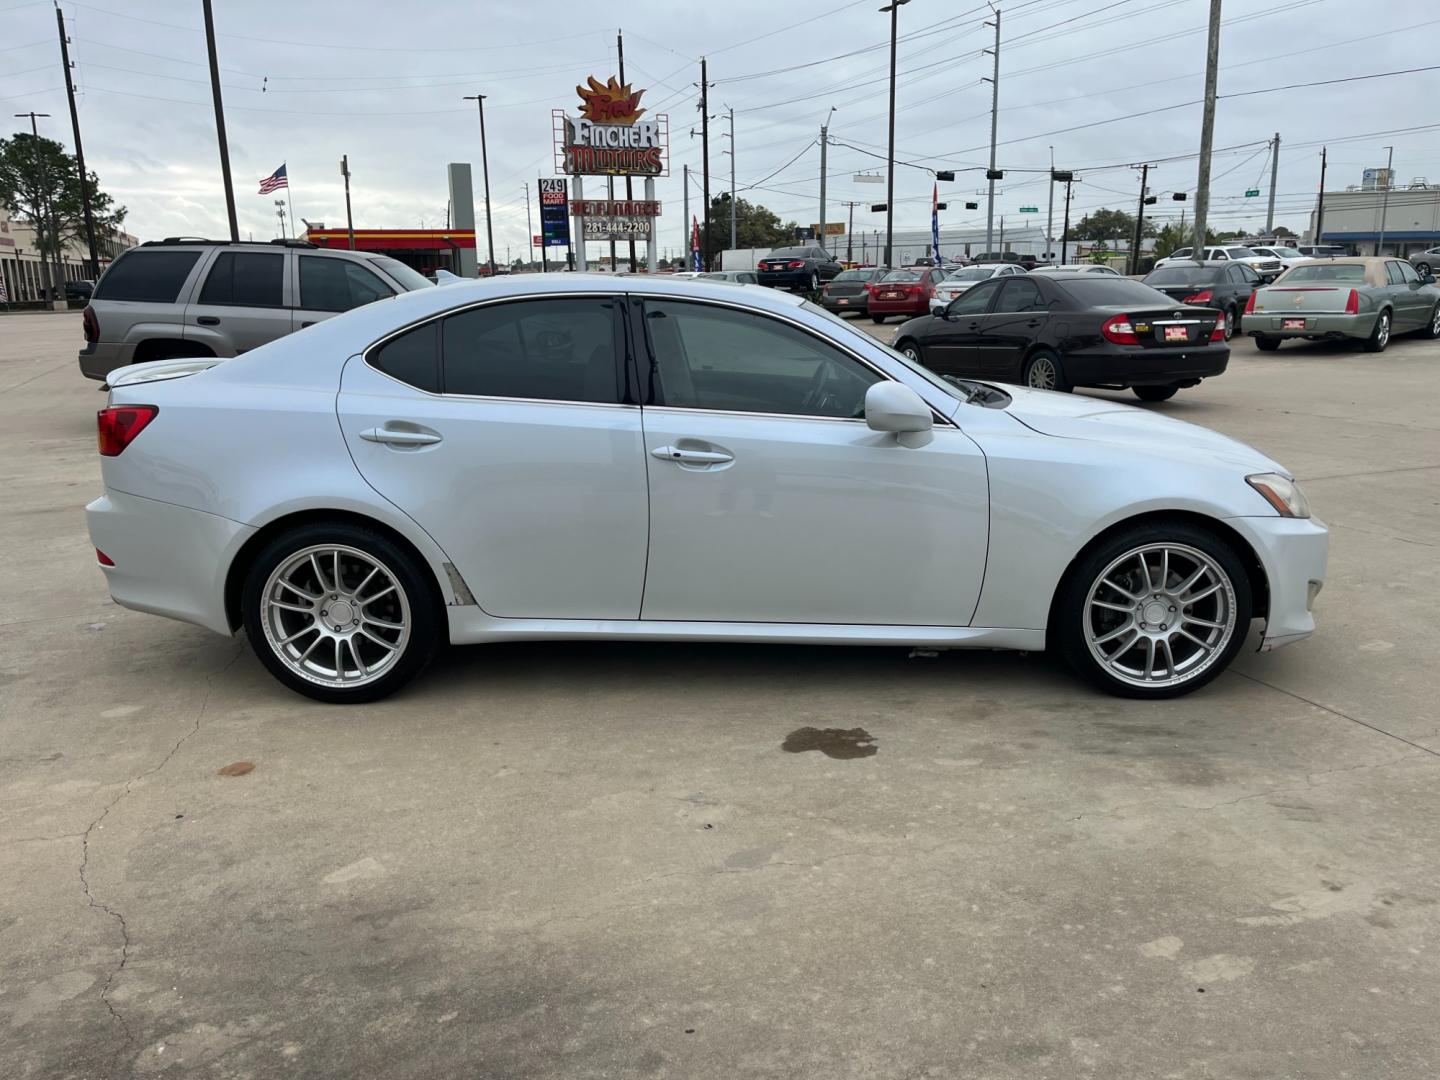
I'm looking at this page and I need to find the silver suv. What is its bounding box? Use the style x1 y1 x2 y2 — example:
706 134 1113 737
78 239 432 380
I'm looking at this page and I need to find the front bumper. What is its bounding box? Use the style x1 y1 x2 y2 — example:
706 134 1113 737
1224 514 1328 649
1242 311 1378 340
87 489 256 636
78 341 131 381
1062 343 1230 387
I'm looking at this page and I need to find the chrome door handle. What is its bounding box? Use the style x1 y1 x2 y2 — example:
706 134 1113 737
360 426 442 447
651 445 733 465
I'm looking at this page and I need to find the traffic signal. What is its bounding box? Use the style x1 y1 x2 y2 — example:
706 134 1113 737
870 203 888 212
1144 196 1158 205
986 169 1004 180
934 170 955 181
1172 192 1187 201
1051 170 1074 182
936 202 948 210
965 201 979 210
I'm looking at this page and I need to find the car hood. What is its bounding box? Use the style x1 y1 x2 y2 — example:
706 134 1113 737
999 386 1286 473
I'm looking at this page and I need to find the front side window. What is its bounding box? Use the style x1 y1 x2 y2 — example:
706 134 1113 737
93 250 201 302
948 279 1001 316
300 256 394 312
994 278 1047 313
641 299 880 418
1397 261 1420 284
441 297 620 403
198 251 284 307
1385 261 1407 286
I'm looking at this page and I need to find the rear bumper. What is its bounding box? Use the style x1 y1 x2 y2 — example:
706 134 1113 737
87 489 255 636
757 270 811 289
78 341 132 381
1242 312 1377 339
820 292 869 312
869 297 930 317
1224 514 1328 649
1063 343 1230 387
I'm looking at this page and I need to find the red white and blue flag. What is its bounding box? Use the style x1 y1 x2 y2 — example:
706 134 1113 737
258 164 288 194
691 215 702 271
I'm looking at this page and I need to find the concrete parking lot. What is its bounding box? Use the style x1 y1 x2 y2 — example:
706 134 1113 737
3 310 1439 1079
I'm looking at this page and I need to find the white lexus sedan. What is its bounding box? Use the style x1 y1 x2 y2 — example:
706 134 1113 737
88 275 1327 704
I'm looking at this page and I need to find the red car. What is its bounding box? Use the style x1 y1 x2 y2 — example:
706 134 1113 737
866 268 946 323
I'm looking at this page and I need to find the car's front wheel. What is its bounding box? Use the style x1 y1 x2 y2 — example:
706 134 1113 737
1023 349 1070 392
895 338 924 364
242 522 441 703
1415 261 1431 277
1423 303 1440 340
871 314 887 324
1054 522 1252 699
1221 305 1236 341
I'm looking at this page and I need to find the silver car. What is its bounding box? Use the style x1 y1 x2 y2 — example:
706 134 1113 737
1242 257 1440 352
929 263 1026 314
1408 246 1440 277
78 239 432 381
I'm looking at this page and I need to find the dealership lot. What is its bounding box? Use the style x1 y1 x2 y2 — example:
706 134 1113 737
4 312 1440 1077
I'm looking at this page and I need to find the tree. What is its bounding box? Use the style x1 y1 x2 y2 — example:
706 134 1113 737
0 131 125 298
1273 224 1297 238
1066 207 1156 244
1153 222 1229 258
703 195 800 264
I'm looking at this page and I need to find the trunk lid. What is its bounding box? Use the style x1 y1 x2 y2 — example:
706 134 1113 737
1253 285 1353 314
1103 304 1222 348
104 356 224 389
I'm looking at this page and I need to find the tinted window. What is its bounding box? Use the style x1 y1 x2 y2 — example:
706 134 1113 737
881 270 922 283
1145 267 1224 285
1283 263 1366 283
642 299 880 418
995 278 1046 313
768 247 809 258
300 256 394 312
834 269 877 282
1385 261 1406 285
369 257 433 292
441 298 618 403
198 252 284 307
370 321 439 392
93 250 200 302
1396 261 1420 284
1056 278 1178 307
1170 248 1192 260
948 279 1001 316
1226 264 1247 284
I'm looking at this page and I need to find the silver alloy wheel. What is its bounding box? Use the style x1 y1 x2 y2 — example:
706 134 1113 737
1026 354 1058 389
259 543 411 689
1432 304 1440 336
1223 308 1234 340
902 344 920 361
1376 312 1390 348
1082 542 1237 689
1418 262 1432 277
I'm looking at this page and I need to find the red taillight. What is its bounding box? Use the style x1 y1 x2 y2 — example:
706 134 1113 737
97 405 158 456
83 306 99 344
788 260 805 269
1244 291 1257 314
96 548 115 567
1101 313 1140 346
1345 288 1359 314
1210 324 1226 342
1182 289 1213 304
905 284 922 296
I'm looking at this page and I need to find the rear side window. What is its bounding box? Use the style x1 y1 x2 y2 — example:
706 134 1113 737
441 297 620 403
93 251 200 302
299 256 394 312
370 321 439 392
198 252 284 307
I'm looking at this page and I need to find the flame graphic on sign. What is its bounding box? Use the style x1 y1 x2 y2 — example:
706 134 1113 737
576 75 647 124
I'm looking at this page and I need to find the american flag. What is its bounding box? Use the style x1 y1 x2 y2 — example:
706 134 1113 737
258 164 288 194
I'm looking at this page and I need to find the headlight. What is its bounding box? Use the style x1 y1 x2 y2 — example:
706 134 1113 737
1246 472 1311 518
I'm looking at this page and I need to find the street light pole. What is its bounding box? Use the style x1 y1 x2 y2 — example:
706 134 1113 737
1377 144 1394 255
524 182 534 269
201 0 238 242
55 9 99 276
982 7 1001 255
341 155 355 250
463 94 497 276
728 108 737 250
880 0 910 268
819 106 835 253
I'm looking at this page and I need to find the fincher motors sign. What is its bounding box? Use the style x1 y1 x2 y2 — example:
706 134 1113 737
554 77 669 178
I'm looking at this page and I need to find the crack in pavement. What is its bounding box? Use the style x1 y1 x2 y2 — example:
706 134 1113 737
1229 669 1440 759
77 642 246 1076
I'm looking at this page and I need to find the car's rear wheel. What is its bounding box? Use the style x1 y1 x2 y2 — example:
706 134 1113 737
1023 349 1070 392
807 272 819 292
1222 305 1236 341
1054 522 1252 699
1423 303 1440 340
1254 335 1282 352
1363 310 1391 353
242 523 440 703
871 314 886 324
1132 384 1178 402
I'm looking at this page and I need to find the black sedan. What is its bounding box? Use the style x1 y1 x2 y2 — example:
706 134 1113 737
818 266 888 316
756 245 843 292
1141 262 1262 341
891 272 1229 402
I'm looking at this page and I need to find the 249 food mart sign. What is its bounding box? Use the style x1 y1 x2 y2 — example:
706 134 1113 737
553 76 670 178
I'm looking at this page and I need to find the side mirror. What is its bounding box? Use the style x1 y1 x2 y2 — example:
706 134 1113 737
865 382 933 448
1424 273 1437 286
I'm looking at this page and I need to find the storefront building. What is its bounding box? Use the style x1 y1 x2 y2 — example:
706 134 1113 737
299 228 477 277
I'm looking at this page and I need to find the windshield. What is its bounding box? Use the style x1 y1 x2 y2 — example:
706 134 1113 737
1145 266 1224 285
1271 247 1303 257
1226 247 1258 258
945 267 995 281
1280 263 1367 283
881 270 922 283
369 257 433 291
834 269 878 281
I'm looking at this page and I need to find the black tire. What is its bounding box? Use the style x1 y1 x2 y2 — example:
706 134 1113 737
1132 384 1178 402
1254 335 1282 352
895 339 924 364
1423 303 1440 340
1362 309 1391 353
1053 519 1253 700
871 314 887 324
1415 261 1431 277
1022 349 1070 392
1222 305 1236 342
242 522 441 704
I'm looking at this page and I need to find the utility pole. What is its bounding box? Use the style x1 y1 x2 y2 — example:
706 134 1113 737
524 182 534 268
819 107 835 254
1046 145 1055 262
1131 163 1150 276
846 201 857 262
983 7 1001 254
617 30 638 272
1265 132 1280 235
14 111 57 300
700 57 712 271
1315 147 1327 244
462 94 497 276
1377 144 1394 255
728 107 737 250
1060 175 1075 265
201 0 238 242
683 164 690 267
1190 0 1222 265
341 155 355 250
55 9 99 276
880 0 910 267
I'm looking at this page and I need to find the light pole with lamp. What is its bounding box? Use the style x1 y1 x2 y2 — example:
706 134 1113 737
462 93 497 276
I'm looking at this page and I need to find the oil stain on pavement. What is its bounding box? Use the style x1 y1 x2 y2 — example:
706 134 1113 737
782 727 878 759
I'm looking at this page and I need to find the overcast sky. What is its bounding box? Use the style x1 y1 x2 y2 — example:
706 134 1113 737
4 0 1437 258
